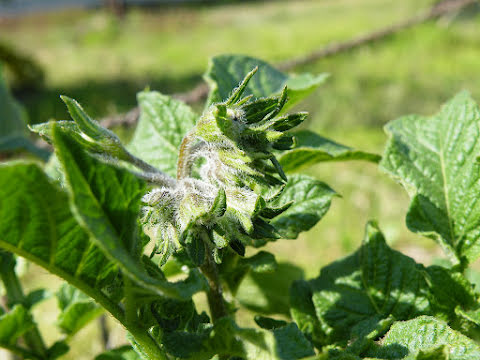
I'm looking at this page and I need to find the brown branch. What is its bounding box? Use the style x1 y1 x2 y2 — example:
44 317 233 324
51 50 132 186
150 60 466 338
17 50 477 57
277 0 477 70
101 0 476 129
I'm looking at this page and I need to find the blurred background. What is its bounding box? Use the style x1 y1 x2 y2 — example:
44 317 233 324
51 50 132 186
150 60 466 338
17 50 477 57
1 0 479 358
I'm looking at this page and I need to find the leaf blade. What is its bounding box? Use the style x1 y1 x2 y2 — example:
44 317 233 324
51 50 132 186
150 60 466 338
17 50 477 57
128 91 197 177
380 92 480 264
270 174 337 239
205 55 327 109
278 130 381 173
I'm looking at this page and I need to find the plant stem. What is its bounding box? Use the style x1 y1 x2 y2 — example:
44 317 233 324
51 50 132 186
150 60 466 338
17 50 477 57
123 276 169 360
124 151 176 187
0 259 48 359
200 244 228 323
99 315 110 350
177 129 199 180
131 170 176 187
129 328 169 360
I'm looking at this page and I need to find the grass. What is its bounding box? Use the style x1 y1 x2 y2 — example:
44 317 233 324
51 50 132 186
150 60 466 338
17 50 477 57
1 0 480 358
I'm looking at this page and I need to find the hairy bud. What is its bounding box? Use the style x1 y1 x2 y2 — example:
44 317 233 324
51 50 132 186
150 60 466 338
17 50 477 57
142 68 304 265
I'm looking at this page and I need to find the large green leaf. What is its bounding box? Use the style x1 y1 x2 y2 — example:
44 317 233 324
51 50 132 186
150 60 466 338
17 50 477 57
0 162 123 318
205 55 328 108
380 92 480 264
160 318 314 360
270 174 337 239
278 130 381 173
366 316 480 359
0 305 34 345
53 125 207 299
128 91 197 177
56 283 103 336
290 222 477 347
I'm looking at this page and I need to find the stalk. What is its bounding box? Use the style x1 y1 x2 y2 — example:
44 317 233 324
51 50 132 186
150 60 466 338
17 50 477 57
0 262 47 359
199 237 229 323
176 129 199 180
177 130 230 323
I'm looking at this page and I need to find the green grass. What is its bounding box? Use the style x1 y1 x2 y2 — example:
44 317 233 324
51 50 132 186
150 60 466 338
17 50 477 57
1 1 480 359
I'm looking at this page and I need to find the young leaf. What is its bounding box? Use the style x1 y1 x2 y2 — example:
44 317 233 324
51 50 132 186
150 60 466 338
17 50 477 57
56 283 103 337
128 91 197 177
0 305 35 346
380 92 480 264
366 316 480 359
269 174 337 239
290 221 478 347
205 54 328 109
53 126 207 299
278 130 381 173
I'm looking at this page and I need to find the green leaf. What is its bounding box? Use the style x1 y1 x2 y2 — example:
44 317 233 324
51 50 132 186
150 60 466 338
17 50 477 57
367 316 480 359
380 91 480 264
25 289 51 309
56 283 103 336
407 346 449 360
290 280 324 349
455 306 480 326
0 162 123 318
0 64 48 160
269 174 337 239
160 318 315 360
278 130 381 173
235 262 304 316
0 305 34 345
254 316 288 330
220 250 277 295
128 91 197 177
291 221 477 347
47 341 70 359
53 125 207 299
95 345 142 360
205 55 328 109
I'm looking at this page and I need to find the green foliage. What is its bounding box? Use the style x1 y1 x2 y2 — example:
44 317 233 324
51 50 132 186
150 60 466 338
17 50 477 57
128 91 198 177
269 174 337 239
290 222 478 351
0 305 35 346
56 284 103 337
205 54 328 108
278 130 381 173
380 91 480 265
366 316 480 359
2 55 480 360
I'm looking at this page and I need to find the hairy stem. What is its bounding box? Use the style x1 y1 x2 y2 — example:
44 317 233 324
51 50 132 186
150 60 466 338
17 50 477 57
200 242 228 323
131 170 176 187
125 151 176 187
0 259 47 359
177 129 200 180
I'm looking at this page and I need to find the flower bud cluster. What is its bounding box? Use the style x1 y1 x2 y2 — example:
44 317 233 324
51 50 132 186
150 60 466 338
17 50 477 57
142 68 306 265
